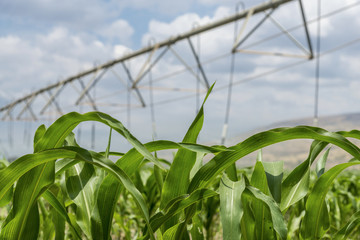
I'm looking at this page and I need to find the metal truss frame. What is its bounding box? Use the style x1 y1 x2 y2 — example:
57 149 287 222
0 0 313 122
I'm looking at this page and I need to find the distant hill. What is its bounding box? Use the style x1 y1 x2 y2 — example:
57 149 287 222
227 112 360 169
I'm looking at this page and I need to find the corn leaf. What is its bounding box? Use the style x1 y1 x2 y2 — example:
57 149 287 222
0 158 12 207
148 188 217 234
334 210 360 240
94 139 226 240
280 140 328 212
301 161 360 239
262 161 283 203
240 193 256 240
42 190 82 239
219 173 246 240
160 84 214 233
243 186 287 240
250 161 274 240
65 162 96 239
316 148 330 178
0 146 155 239
189 126 360 193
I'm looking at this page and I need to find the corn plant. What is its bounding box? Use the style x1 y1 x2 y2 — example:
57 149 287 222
1 84 360 239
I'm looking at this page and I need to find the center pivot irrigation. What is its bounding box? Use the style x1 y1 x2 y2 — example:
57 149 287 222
2 0 356 148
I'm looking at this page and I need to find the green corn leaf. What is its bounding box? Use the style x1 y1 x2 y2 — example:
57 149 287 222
33 124 46 147
63 132 99 239
51 210 65 240
0 125 50 239
5 112 163 239
190 152 205 180
219 173 246 240
160 84 214 225
159 84 215 234
154 164 165 194
333 210 360 240
35 111 161 169
262 161 283 203
1 202 41 240
2 111 163 240
162 222 190 240
0 146 155 240
280 140 328 212
244 186 287 240
21 203 40 240
65 162 96 239
147 188 217 234
316 148 330 178
98 151 124 157
0 185 12 208
94 140 226 240
301 161 360 239
0 161 54 240
287 210 305 238
189 214 204 240
250 161 274 240
55 158 80 176
189 126 360 193
105 127 112 159
42 190 82 239
240 193 256 240
0 158 12 207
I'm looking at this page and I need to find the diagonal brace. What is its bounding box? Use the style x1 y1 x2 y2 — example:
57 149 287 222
132 46 169 88
77 78 98 111
188 37 210 89
75 68 108 105
298 0 313 59
232 8 275 52
17 94 37 120
40 84 65 114
132 43 160 88
122 62 146 107
232 7 255 52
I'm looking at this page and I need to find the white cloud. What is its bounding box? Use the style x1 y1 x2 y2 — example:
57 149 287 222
0 0 117 30
98 20 134 45
143 13 207 44
0 27 126 99
115 0 195 16
113 45 133 58
142 6 234 57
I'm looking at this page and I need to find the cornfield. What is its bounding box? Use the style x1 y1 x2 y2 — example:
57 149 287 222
1 85 360 239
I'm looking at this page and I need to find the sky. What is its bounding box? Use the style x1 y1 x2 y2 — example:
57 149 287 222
1 0 360 158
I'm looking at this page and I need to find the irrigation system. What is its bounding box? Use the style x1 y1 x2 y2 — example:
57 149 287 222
1 0 359 150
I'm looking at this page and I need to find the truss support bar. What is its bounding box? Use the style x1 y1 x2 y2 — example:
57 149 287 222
169 46 201 84
232 8 254 52
1 104 15 121
299 0 314 59
46 90 64 115
111 68 147 105
132 46 169 88
188 38 210 89
75 68 108 105
121 62 146 107
233 9 275 52
236 49 309 58
268 13 310 55
16 94 37 120
39 84 64 114
77 78 98 111
0 0 295 114
132 44 160 87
